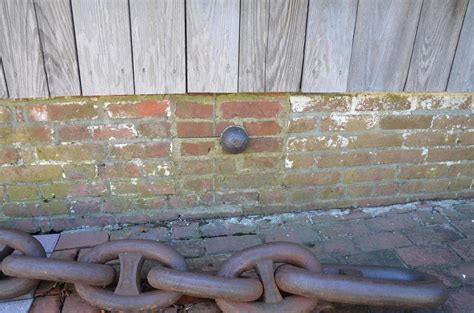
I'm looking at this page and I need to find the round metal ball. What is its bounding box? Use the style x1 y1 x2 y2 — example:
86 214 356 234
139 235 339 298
220 126 249 154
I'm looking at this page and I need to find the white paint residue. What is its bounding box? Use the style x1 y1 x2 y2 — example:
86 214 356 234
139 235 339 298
290 96 313 113
131 178 138 185
31 105 48 121
285 158 294 169
157 164 171 176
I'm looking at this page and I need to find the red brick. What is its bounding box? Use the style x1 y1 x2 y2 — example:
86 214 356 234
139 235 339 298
432 115 473 129
109 142 171 159
41 182 107 199
343 168 395 183
56 230 109 250
373 182 399 196
347 184 372 197
63 164 97 180
320 115 376 131
30 295 61 313
379 115 432 129
176 101 213 119
0 147 18 165
288 116 317 133
403 226 462 246
215 191 260 205
243 156 281 169
348 133 403 149
244 121 281 136
177 121 213 137
0 106 12 123
15 106 25 122
313 238 357 256
397 245 462 267
365 214 417 232
26 103 98 121
286 172 340 186
37 144 105 162
0 165 62 182
177 159 213 175
317 152 370 168
400 164 449 179
285 154 315 169
319 186 345 199
142 160 173 176
0 125 53 144
217 173 279 189
372 149 424 164
247 137 282 152
427 147 474 162
181 140 215 156
105 100 169 118
139 122 171 137
221 100 282 118
111 180 174 196
458 131 474 145
182 177 213 192
89 124 137 140
62 293 101 313
98 162 140 179
354 232 411 252
443 287 474 313
215 121 235 135
403 131 457 147
58 125 90 141
3 201 68 217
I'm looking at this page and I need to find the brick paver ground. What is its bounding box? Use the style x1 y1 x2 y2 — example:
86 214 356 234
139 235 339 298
2 199 472 313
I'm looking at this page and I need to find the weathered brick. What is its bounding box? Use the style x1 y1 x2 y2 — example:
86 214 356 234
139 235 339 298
41 182 107 199
247 137 282 152
400 164 449 179
110 142 171 159
182 177 213 192
111 180 174 196
397 245 462 267
215 158 237 174
365 214 418 232
449 163 474 176
0 106 12 123
63 164 97 180
379 115 432 129
284 154 315 169
142 160 173 177
26 102 98 121
289 187 317 203
0 165 62 182
7 185 39 201
343 168 395 183
181 140 215 156
88 124 137 140
258 189 287 205
319 186 345 199
320 115 376 131
172 222 200 240
56 230 109 250
451 238 474 261
0 147 18 165
175 101 213 119
373 182 399 196
458 131 474 146
347 184 372 197
243 156 281 169
98 162 140 179
348 134 403 149
354 232 411 252
286 172 340 186
372 149 424 164
288 135 349 151
403 131 456 147
427 147 474 162
105 100 169 118
177 159 212 175
217 173 279 189
403 226 462 246
290 95 352 112
288 116 317 133
139 122 171 137
203 235 261 254
417 94 471 110
30 295 61 313
317 152 370 168
243 121 281 136
354 94 411 111
3 201 68 217
0 125 53 144
37 144 105 162
177 121 213 137
215 191 259 205
221 100 282 118
58 125 90 142
432 115 473 129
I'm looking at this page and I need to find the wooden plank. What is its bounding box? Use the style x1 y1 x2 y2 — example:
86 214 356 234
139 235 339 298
406 0 469 91
71 0 133 95
0 60 8 99
266 0 308 92
348 0 423 91
130 0 185 94
239 0 269 92
34 0 81 96
186 0 240 92
0 0 48 99
301 0 357 92
448 0 474 92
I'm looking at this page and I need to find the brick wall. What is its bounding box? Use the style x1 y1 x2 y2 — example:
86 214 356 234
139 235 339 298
0 93 472 232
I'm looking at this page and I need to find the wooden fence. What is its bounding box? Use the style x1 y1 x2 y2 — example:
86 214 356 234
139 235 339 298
0 0 472 99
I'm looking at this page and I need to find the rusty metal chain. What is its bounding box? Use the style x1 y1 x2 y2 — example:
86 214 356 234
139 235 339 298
0 228 448 312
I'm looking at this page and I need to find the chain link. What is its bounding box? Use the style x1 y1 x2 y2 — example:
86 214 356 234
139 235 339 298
0 228 448 312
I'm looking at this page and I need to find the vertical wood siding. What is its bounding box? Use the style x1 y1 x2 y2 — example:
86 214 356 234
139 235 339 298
0 0 472 98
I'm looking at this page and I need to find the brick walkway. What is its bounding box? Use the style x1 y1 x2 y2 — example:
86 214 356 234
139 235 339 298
1 199 472 313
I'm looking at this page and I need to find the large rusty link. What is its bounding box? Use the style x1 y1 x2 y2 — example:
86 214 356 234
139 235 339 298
216 242 321 313
148 266 263 301
0 228 46 299
74 239 187 312
275 263 448 308
2 255 115 286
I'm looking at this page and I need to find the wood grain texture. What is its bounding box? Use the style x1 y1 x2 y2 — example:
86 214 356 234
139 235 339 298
34 0 81 96
186 0 240 92
0 60 8 98
239 0 269 92
71 0 133 95
301 0 357 92
0 0 48 98
266 0 308 92
348 0 423 91
448 0 474 92
405 0 469 91
130 0 185 94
